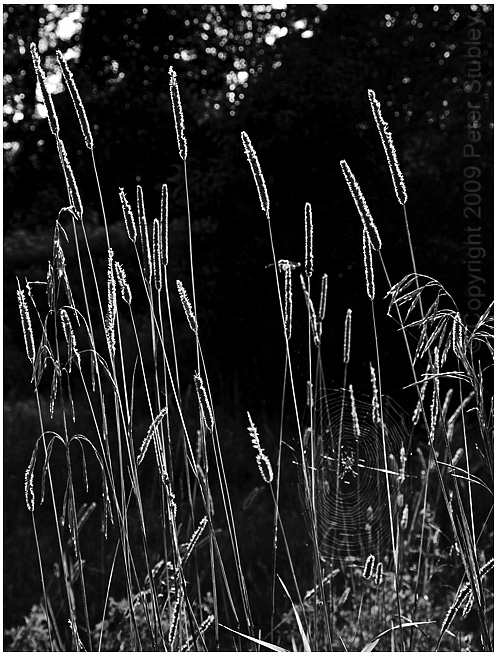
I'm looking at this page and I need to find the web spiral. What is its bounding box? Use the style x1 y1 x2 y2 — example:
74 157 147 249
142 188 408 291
303 389 407 561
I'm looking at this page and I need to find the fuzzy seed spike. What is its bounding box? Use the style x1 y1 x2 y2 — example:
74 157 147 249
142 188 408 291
340 159 382 251
57 50 93 150
368 89 407 205
241 131 270 217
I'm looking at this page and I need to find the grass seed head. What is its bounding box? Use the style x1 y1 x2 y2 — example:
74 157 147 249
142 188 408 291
461 592 474 619
57 138 83 219
60 308 80 370
300 274 321 347
182 516 208 564
136 186 152 282
57 50 93 150
24 442 39 512
441 388 454 423
319 273 328 320
17 283 36 364
137 407 169 467
343 308 352 364
176 280 198 333
198 614 215 637
446 391 475 442
49 369 59 418
247 412 273 483
30 43 60 138
194 372 214 432
169 66 188 161
370 363 381 424
279 259 299 337
368 89 407 206
256 453 274 484
46 261 55 310
168 597 182 648
105 249 117 359
152 218 163 291
340 159 382 251
283 266 293 340
119 188 137 242
160 183 169 265
114 261 132 305
441 581 471 635
349 384 361 438
478 557 494 579
241 131 270 217
304 202 313 278
247 411 261 450
429 348 440 444
363 228 375 301
140 220 152 282
452 313 465 358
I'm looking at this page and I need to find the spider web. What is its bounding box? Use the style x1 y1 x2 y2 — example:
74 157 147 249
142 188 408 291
304 388 407 561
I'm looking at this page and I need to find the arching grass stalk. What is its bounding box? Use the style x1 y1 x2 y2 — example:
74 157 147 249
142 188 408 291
34 51 141 619
44 78 168 641
382 263 492 650
21 271 99 651
56 56 145 611
400 208 479 646
59 288 145 648
51 300 93 648
18 283 73 648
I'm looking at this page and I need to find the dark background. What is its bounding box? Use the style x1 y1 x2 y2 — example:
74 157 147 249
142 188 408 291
4 4 493 635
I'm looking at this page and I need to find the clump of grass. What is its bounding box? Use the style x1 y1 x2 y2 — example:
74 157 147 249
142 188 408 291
11 44 493 653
